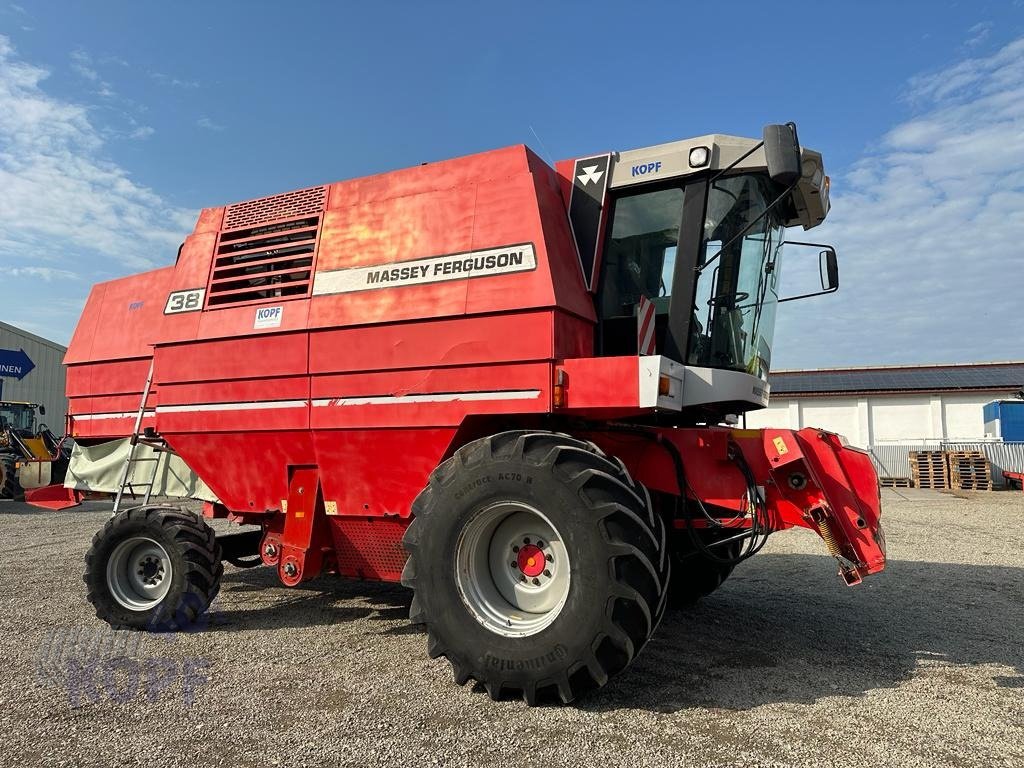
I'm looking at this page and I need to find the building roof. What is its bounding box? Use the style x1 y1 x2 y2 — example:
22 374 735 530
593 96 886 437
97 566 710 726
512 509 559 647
0 320 67 353
769 361 1024 397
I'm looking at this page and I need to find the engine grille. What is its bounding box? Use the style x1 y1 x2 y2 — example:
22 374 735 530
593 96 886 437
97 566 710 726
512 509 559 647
223 185 326 230
206 215 321 308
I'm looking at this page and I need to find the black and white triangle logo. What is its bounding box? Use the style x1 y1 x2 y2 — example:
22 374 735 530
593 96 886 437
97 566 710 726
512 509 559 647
577 165 605 185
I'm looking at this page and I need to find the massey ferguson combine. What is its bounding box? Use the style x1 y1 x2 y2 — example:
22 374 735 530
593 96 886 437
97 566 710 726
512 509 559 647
66 123 886 704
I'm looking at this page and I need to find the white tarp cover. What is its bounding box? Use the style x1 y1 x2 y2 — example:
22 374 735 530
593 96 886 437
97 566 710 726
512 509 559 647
64 439 219 502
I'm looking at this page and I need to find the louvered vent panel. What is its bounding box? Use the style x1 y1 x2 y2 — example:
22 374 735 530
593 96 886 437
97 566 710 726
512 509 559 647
223 185 326 230
206 216 321 308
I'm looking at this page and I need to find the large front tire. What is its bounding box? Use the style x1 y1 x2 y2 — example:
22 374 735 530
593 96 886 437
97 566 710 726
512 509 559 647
402 431 669 704
84 506 222 630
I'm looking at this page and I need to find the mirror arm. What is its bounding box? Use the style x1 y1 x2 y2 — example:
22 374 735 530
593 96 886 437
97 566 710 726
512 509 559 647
776 286 838 303
776 240 839 303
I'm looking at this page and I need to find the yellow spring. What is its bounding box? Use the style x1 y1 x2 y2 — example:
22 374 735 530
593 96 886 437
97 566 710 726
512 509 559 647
817 518 843 559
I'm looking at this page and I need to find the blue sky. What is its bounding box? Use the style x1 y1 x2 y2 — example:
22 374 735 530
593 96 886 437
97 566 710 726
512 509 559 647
0 1 1022 368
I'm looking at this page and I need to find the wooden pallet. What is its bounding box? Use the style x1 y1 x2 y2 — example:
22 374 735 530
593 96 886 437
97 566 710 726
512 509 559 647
910 451 949 489
880 477 912 488
946 450 992 491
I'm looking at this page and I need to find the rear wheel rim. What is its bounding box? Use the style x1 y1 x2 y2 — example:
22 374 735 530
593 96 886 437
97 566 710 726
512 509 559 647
106 536 172 611
454 501 570 637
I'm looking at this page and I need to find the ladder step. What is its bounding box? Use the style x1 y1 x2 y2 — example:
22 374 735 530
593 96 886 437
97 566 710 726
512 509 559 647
113 359 162 515
139 441 173 452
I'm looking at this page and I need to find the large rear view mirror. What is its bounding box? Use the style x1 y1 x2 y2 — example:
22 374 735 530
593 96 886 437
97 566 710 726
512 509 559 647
821 247 839 292
777 242 839 303
763 123 802 186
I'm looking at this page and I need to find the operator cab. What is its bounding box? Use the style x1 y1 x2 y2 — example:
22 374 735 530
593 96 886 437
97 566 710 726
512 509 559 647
0 402 40 436
592 125 836 420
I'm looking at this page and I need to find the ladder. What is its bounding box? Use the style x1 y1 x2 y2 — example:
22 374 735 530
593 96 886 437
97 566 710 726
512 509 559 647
112 359 171 514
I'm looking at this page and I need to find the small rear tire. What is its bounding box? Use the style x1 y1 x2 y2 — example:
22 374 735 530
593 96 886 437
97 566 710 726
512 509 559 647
84 506 223 630
403 430 670 704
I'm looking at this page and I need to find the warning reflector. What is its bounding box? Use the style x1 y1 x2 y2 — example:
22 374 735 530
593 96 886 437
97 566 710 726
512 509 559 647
637 296 656 356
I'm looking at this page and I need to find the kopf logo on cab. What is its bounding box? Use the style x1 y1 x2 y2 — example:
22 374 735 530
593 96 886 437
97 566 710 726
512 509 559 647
631 161 662 177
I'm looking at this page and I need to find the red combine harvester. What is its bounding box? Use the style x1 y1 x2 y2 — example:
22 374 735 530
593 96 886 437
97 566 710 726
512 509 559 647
67 123 885 704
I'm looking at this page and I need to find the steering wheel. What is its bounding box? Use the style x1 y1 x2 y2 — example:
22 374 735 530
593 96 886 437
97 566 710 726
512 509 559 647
708 291 750 308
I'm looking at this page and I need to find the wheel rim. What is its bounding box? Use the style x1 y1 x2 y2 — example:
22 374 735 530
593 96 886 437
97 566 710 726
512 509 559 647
454 501 570 637
106 536 173 611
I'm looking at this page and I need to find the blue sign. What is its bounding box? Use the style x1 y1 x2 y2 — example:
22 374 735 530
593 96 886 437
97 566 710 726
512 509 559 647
0 348 35 380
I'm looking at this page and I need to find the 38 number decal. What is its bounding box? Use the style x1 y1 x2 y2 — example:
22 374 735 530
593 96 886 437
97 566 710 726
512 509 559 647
163 288 205 314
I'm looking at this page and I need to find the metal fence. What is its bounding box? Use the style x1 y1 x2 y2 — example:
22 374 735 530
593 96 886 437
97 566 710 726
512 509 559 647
866 441 1024 487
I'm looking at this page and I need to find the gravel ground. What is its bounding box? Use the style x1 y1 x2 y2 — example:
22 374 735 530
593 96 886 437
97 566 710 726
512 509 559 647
0 489 1021 768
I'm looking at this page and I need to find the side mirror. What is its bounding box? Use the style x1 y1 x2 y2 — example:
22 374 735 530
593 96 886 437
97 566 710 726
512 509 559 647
820 247 839 293
38 405 45 416
763 123 802 186
777 242 840 303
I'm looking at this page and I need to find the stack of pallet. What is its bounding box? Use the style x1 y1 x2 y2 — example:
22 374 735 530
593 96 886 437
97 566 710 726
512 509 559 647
946 450 992 490
910 450 949 489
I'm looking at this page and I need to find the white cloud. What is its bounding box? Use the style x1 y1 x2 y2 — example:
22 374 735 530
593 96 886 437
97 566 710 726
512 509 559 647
0 35 195 343
129 125 154 140
965 21 993 48
774 37 1024 368
196 116 224 131
70 50 98 81
150 71 200 89
0 265 78 280
70 49 115 99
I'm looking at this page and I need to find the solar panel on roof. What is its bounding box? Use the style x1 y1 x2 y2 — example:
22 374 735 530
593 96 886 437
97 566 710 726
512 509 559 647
769 364 1024 395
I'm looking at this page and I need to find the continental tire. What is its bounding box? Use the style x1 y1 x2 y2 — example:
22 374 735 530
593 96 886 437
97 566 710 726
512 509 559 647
0 453 20 499
85 506 223 631
402 430 669 704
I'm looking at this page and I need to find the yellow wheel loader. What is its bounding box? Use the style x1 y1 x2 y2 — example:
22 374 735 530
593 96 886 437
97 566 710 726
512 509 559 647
0 401 68 499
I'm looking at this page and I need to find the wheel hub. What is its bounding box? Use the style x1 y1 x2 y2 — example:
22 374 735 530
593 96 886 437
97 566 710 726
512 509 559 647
516 543 546 578
106 536 173 611
455 502 571 637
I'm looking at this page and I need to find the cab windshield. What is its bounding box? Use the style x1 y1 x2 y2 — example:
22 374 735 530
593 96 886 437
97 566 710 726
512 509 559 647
688 174 784 379
0 404 36 432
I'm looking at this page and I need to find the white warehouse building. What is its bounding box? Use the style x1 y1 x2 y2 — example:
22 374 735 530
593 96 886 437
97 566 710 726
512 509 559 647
746 362 1024 448
0 320 68 433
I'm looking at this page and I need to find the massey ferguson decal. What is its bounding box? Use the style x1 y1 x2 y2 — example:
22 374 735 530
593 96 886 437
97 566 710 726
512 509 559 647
312 244 537 295
567 153 611 291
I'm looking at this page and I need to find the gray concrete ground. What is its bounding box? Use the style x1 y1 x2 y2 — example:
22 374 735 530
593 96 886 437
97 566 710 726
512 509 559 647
0 489 1021 768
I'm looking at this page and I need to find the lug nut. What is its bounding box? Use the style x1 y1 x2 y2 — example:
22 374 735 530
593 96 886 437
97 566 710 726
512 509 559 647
510 562 518 569
545 554 553 562
264 543 277 557
512 545 519 553
532 577 540 586
543 569 551 577
536 540 544 548
283 562 297 577
523 537 531 545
